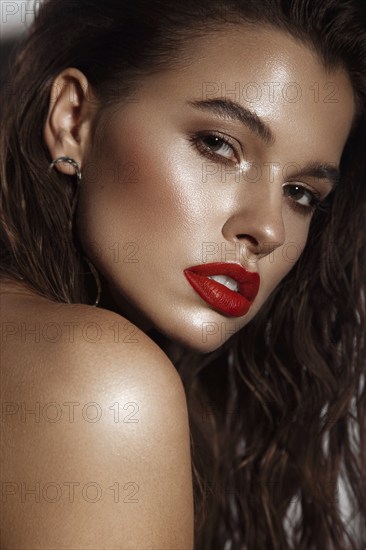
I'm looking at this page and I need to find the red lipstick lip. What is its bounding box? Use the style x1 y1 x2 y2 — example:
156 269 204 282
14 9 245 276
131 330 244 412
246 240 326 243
184 262 260 318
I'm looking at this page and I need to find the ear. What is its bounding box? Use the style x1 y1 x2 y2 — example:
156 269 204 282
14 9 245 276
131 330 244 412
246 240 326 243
43 68 98 176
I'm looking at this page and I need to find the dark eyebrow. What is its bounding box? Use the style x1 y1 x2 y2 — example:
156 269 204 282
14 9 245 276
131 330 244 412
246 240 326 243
289 161 341 190
187 98 275 145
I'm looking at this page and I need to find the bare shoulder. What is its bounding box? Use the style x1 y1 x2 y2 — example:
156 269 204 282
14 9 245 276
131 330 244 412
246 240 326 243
1 295 186 398
1 297 194 549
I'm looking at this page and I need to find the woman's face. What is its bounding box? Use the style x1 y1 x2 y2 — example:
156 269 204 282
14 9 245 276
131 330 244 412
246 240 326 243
77 26 355 352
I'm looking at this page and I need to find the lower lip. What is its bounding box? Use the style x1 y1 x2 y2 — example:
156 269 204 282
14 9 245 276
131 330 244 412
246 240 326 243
183 271 255 317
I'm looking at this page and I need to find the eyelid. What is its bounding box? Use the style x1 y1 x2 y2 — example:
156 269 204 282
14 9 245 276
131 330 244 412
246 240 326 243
189 130 243 164
283 180 322 200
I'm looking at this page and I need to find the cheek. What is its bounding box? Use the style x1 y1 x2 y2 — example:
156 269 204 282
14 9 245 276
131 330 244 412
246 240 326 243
77 131 202 268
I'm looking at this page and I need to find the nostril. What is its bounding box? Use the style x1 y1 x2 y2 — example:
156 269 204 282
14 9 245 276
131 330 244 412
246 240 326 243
236 234 258 246
236 234 261 256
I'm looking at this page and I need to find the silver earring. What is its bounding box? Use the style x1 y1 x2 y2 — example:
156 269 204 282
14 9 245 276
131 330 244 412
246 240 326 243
48 156 82 181
49 156 101 307
49 156 82 223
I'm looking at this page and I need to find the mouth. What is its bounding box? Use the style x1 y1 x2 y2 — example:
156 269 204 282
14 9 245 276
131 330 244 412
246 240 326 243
183 262 260 317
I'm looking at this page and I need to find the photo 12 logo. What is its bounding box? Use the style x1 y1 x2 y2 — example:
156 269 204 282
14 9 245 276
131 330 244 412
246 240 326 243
1 401 140 424
1 1 41 32
202 81 339 104
1 480 140 504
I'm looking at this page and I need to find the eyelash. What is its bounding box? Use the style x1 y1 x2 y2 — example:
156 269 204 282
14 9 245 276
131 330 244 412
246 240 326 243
188 131 238 165
188 131 324 215
282 184 321 215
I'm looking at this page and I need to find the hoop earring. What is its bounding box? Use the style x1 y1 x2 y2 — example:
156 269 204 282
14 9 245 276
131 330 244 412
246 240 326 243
48 157 82 225
49 156 101 307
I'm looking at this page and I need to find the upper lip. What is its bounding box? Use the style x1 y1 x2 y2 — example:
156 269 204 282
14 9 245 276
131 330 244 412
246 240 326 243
184 262 260 301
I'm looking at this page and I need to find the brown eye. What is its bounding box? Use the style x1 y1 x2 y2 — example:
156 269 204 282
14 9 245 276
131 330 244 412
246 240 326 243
283 183 320 209
200 135 234 159
188 132 238 164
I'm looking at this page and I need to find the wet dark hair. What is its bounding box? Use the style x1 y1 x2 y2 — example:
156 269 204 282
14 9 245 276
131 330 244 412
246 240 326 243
1 0 366 548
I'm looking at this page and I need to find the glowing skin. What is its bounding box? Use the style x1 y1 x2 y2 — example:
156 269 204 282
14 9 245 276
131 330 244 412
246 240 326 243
73 27 355 353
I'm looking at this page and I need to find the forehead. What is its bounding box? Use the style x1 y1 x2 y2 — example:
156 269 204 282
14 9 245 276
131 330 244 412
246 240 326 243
168 25 354 107
123 25 355 161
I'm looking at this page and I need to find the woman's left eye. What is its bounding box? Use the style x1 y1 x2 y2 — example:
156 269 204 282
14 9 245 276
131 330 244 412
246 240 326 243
283 183 321 210
188 132 238 163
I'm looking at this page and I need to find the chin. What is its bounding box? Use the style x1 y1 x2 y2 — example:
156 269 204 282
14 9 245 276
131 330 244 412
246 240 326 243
176 335 227 354
158 314 243 355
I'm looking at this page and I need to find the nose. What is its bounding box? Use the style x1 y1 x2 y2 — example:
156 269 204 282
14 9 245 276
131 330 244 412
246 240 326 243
221 186 286 260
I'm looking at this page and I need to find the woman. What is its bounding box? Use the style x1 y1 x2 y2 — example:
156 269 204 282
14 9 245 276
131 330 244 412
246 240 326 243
1 0 365 548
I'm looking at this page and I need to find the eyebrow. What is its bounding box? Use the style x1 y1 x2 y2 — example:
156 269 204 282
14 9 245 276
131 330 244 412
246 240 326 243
187 98 275 145
288 161 340 190
187 98 340 190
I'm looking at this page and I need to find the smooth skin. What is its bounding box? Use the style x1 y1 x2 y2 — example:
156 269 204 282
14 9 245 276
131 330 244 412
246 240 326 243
0 25 355 548
0 291 194 549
